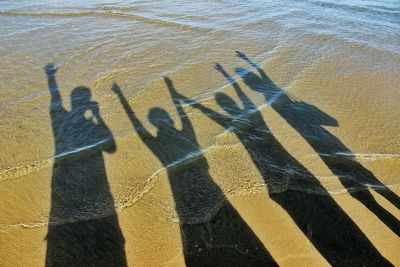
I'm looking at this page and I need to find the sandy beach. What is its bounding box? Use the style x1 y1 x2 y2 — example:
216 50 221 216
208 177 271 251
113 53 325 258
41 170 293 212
1 0 399 266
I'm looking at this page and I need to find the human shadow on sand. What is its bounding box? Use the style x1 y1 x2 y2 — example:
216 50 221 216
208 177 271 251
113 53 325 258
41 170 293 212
175 61 393 266
112 79 277 267
235 51 400 238
44 64 127 267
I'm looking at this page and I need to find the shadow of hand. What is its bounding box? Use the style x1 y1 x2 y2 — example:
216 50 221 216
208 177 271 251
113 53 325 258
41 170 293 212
112 83 122 94
44 63 58 77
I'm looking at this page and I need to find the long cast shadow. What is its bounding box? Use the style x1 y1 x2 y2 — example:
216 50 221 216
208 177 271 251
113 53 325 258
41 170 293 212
44 64 127 267
177 63 392 266
236 51 400 237
112 79 277 266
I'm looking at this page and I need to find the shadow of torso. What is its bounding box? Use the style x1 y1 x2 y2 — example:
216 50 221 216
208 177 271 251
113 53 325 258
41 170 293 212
46 99 126 267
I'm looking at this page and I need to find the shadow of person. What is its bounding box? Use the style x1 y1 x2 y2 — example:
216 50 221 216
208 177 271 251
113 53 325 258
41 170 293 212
177 63 392 266
236 51 400 237
112 79 277 266
44 64 127 267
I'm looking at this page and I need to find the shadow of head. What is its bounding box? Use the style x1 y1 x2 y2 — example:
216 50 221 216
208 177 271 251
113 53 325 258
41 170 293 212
215 92 241 116
293 100 338 127
235 67 275 94
71 86 92 113
149 107 174 129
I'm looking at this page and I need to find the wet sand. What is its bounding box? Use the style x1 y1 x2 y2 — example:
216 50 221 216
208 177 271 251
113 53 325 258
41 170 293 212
1 0 399 266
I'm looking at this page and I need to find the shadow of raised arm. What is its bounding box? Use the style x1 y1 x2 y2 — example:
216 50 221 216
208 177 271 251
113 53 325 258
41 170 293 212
215 63 255 112
112 83 153 141
164 77 195 137
171 85 230 129
44 63 63 112
236 51 271 82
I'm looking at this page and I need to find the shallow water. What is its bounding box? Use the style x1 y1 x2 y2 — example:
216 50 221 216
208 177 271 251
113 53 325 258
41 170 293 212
1 0 399 265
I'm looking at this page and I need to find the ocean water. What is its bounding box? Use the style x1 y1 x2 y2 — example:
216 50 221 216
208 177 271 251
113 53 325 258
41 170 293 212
0 0 399 265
